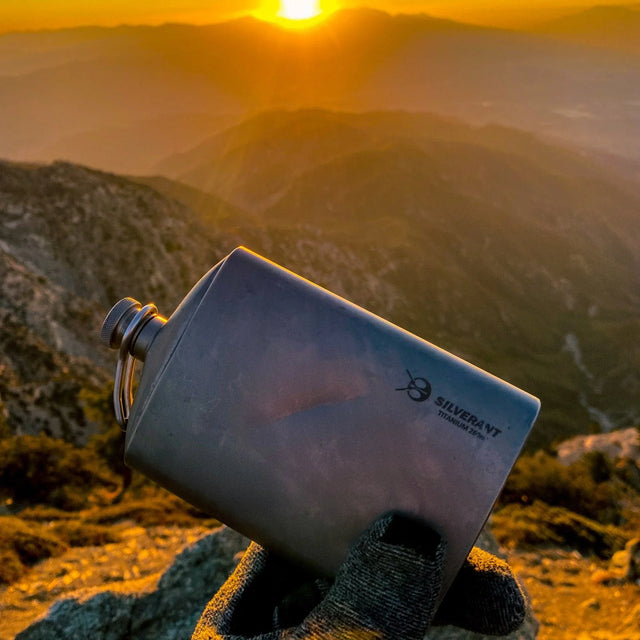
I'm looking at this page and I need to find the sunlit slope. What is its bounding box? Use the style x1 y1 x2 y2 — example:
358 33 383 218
159 109 632 213
0 159 253 442
155 109 376 210
262 145 639 442
2 9 640 167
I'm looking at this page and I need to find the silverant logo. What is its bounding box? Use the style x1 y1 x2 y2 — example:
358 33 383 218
396 369 431 402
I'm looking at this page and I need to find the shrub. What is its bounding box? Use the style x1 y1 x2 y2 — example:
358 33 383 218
17 506 120 545
0 515 123 585
0 399 10 440
20 489 219 530
581 450 613 483
498 450 622 524
80 385 126 477
82 384 135 501
0 434 117 510
0 517 67 584
492 501 626 558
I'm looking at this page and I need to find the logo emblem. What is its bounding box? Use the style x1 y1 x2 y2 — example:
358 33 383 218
396 369 431 402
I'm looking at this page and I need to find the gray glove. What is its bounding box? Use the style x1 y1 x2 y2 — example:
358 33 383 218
192 512 526 640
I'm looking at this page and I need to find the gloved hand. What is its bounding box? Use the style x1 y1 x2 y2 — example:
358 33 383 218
192 512 526 640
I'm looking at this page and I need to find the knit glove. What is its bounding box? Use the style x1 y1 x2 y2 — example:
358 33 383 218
192 512 526 640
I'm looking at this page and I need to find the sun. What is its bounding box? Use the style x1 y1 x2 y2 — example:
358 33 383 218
278 0 321 21
255 0 335 28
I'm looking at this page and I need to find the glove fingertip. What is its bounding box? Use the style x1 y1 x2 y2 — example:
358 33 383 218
309 512 446 638
379 511 444 560
436 547 527 635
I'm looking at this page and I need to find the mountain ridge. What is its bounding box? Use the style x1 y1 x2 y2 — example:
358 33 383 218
1 9 639 169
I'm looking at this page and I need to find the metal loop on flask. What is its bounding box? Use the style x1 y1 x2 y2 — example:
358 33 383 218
113 303 158 428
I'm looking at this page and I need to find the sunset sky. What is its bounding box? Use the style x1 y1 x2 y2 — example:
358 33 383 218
0 0 630 33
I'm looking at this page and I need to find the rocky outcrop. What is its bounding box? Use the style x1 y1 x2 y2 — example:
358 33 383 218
556 427 640 466
611 538 640 583
16 526 537 640
0 160 239 352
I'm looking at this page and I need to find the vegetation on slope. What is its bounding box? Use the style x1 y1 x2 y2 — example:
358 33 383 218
494 443 640 558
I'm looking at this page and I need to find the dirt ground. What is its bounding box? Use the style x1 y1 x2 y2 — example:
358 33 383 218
510 548 640 640
1 527 639 640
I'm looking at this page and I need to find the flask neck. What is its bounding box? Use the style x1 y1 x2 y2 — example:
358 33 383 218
101 298 166 427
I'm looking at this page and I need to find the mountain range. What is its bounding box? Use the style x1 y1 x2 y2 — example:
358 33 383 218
1 7 639 174
1 108 639 450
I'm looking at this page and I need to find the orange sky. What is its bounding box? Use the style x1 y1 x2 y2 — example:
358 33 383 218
0 0 631 33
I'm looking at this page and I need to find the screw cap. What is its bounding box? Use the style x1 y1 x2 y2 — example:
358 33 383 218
100 297 140 348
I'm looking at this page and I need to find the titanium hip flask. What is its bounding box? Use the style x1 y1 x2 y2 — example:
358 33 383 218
101 246 540 598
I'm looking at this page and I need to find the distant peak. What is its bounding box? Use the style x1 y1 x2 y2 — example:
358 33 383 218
538 3 640 27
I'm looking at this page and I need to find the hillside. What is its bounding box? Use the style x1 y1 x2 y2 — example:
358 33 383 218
1 9 639 171
2 105 639 450
149 109 640 448
3 427 640 639
0 160 250 442
38 113 240 176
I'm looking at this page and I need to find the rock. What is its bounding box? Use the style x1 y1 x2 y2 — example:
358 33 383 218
128 526 248 639
592 538 640 587
15 592 135 640
556 428 640 466
17 526 537 640
590 569 621 586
